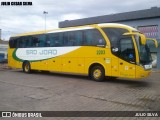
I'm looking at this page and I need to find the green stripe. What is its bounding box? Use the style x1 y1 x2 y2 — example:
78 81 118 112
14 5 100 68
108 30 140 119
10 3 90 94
13 48 24 62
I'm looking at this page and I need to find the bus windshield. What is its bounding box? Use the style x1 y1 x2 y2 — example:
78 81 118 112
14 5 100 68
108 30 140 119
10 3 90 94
134 35 152 65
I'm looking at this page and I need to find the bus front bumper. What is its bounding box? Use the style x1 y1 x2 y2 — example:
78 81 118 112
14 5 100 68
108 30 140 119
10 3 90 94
136 66 152 79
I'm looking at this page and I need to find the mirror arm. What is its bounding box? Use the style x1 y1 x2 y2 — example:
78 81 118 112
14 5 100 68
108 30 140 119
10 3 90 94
123 32 146 45
146 38 158 48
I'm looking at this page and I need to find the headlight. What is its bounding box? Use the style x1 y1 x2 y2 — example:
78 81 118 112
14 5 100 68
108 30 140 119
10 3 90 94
144 64 152 70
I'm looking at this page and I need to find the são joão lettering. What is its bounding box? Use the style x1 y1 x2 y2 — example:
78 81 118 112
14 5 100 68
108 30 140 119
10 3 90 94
26 49 57 55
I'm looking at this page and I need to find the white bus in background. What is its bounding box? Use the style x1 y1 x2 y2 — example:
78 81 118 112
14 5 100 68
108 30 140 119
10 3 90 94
0 44 8 63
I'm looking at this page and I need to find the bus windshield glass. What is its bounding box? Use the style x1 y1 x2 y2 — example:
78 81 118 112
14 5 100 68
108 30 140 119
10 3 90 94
102 28 136 62
134 35 152 65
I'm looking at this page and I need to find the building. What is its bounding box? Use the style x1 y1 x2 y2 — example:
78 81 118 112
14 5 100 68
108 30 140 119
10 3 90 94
59 7 160 69
0 39 8 62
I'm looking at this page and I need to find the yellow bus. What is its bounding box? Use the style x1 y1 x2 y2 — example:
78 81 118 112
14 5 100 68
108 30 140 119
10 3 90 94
8 23 158 81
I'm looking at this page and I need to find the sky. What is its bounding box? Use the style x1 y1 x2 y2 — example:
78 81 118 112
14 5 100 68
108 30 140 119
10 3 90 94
0 0 160 40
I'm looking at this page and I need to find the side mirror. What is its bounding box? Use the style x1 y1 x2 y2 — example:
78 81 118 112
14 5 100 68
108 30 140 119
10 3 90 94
146 38 158 48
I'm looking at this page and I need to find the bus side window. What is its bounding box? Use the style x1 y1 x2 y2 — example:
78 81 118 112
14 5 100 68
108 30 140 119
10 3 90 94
68 31 76 46
13 39 17 48
59 33 63 46
47 33 53 47
63 32 69 46
54 33 60 47
17 38 22 48
9 38 15 48
31 36 39 47
37 35 46 47
84 29 105 46
47 33 64 47
67 31 83 46
20 36 31 48
84 30 92 45
25 37 32 48
19 38 25 48
47 33 60 47
92 29 105 46
75 30 83 46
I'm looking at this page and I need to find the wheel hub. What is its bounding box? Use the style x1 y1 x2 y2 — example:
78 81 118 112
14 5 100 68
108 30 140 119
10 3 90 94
93 69 101 79
25 65 29 72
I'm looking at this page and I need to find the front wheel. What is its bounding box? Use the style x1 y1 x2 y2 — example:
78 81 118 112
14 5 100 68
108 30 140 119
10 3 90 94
23 62 31 73
90 65 105 82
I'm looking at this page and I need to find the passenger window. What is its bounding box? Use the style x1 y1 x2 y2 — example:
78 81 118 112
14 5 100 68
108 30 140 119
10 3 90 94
75 31 83 46
30 36 38 47
18 38 25 48
37 35 46 47
9 37 17 48
68 31 83 46
25 36 32 48
84 29 105 46
18 36 32 48
29 35 46 47
62 31 84 46
13 39 18 48
47 33 59 47
68 31 76 46
63 32 69 46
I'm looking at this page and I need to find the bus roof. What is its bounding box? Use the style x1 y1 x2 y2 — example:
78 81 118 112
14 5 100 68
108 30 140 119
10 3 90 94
12 24 95 37
12 23 137 37
98 23 138 31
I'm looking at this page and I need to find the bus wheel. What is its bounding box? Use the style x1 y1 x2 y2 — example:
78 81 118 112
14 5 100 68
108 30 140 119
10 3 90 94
23 62 31 73
90 65 105 82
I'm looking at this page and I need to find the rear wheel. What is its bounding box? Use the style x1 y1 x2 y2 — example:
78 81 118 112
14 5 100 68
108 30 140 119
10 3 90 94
90 65 105 82
23 62 31 73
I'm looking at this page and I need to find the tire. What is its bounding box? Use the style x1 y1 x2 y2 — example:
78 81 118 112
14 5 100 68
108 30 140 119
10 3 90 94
23 61 31 73
90 65 105 82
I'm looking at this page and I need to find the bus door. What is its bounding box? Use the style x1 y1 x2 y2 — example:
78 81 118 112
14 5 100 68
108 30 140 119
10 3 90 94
118 37 136 78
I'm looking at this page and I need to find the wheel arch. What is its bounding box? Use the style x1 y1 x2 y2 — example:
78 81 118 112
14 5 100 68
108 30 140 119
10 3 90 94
88 62 105 77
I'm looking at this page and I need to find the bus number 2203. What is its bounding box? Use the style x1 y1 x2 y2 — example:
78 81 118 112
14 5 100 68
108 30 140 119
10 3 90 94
97 50 105 55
